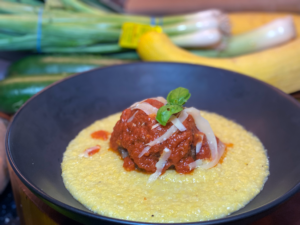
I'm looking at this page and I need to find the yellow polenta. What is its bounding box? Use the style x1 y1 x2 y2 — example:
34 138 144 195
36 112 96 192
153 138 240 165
61 111 269 223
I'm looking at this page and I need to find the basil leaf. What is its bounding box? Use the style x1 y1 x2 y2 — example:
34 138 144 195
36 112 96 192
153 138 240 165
167 87 191 106
156 105 183 126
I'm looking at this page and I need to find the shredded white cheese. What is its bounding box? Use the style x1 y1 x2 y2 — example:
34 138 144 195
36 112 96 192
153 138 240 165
151 123 160 130
131 102 158 115
170 115 186 131
148 148 171 183
185 107 218 169
130 97 167 108
147 125 177 147
127 111 138 122
189 159 203 170
140 109 189 157
138 146 151 158
196 140 203 154
152 97 167 105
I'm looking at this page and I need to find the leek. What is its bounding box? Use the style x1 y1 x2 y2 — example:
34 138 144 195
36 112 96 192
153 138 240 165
191 16 296 58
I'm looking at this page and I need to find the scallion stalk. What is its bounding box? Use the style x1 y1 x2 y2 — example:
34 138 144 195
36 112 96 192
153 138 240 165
52 0 230 26
0 2 233 53
41 44 124 53
0 1 228 27
59 0 107 14
182 9 224 20
162 9 227 25
80 0 115 13
191 16 296 58
45 0 66 10
0 1 42 14
3 0 43 6
170 29 223 47
0 14 231 44
0 15 121 42
0 34 101 50
164 16 230 36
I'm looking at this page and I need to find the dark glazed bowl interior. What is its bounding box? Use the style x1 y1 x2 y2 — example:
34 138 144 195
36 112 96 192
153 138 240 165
6 62 300 225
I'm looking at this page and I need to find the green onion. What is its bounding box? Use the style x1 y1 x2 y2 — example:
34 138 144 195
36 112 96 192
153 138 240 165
164 14 230 36
171 29 223 47
45 0 66 10
191 16 296 58
0 1 233 53
41 44 124 53
0 15 121 41
0 1 41 14
0 33 105 50
80 0 115 13
59 0 229 25
3 0 43 6
60 0 108 14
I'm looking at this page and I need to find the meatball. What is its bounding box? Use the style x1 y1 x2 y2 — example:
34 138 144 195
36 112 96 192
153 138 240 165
110 99 216 174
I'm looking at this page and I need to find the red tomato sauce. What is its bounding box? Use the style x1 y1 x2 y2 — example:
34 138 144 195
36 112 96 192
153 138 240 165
83 145 101 157
123 156 135 171
110 99 214 174
91 130 110 141
88 147 100 156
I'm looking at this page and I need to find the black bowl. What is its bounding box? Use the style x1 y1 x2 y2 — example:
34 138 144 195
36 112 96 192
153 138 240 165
6 62 300 225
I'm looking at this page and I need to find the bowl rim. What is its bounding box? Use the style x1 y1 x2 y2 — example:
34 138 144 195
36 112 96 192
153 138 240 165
6 62 300 224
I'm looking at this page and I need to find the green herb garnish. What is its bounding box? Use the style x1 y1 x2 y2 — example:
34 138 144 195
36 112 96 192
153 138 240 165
156 87 191 126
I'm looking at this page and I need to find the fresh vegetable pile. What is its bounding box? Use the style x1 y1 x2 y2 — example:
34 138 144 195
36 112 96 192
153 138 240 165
0 0 233 54
0 0 299 113
0 0 296 56
137 12 300 94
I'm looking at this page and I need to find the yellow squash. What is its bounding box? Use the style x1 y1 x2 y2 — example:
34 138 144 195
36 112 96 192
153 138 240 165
137 13 300 94
229 12 300 36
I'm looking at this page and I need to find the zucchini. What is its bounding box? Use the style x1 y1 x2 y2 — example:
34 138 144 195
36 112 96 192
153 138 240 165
103 51 140 60
8 55 135 76
0 75 66 113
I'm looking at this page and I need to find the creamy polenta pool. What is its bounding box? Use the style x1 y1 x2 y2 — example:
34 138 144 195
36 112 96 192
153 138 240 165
62 88 269 222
